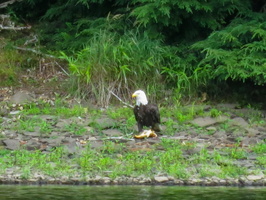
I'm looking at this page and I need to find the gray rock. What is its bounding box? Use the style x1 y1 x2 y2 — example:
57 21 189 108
242 137 262 146
62 137 76 144
65 141 81 154
92 117 116 129
245 128 260 136
23 132 40 137
89 140 104 149
42 137 64 148
191 117 217 127
10 91 34 104
154 176 169 183
55 119 70 128
25 139 41 150
213 130 227 139
206 126 217 131
102 129 123 137
3 139 20 150
230 117 249 127
191 116 228 127
246 174 264 181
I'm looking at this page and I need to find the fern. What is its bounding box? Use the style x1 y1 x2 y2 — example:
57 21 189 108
192 15 266 85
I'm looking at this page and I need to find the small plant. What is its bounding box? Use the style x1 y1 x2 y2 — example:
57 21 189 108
106 107 132 119
64 123 87 135
163 118 179 136
40 121 53 135
21 167 31 179
223 147 247 159
167 163 190 179
251 143 266 154
256 156 266 167
220 165 247 178
198 164 221 178
210 108 222 118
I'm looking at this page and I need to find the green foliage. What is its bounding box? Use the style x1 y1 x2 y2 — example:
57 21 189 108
0 49 26 86
192 15 266 86
61 31 167 105
64 123 87 135
22 99 86 117
131 0 252 41
252 143 266 154
256 156 266 167
5 0 266 103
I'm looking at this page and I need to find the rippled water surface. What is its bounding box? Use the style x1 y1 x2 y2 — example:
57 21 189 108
0 185 265 200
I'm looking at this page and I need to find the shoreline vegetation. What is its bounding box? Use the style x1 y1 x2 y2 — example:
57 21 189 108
0 92 265 187
0 0 265 187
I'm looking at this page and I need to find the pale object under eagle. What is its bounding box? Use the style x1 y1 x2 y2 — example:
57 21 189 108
134 129 157 139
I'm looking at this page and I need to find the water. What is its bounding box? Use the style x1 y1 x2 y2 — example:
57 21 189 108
0 185 265 200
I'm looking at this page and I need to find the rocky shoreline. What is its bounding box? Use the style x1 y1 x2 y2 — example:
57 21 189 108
0 90 266 187
0 174 265 186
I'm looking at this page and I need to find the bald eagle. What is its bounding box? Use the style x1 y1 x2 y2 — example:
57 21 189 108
132 90 161 133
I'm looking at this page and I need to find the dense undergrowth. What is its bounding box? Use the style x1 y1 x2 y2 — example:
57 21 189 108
0 0 266 106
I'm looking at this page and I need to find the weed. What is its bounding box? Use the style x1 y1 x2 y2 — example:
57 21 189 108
251 143 266 154
106 107 132 120
96 157 116 171
220 165 247 178
163 118 179 135
198 164 221 178
101 141 125 154
22 100 86 118
21 167 31 179
256 156 266 167
64 123 87 135
40 121 53 135
224 147 248 159
210 108 222 118
167 163 190 179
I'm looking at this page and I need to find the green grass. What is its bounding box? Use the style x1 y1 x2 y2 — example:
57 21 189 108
22 101 87 118
251 143 266 154
64 123 87 135
0 138 260 181
0 99 264 182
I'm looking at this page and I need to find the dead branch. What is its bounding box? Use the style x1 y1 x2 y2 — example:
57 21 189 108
109 90 134 108
0 0 24 9
0 24 30 30
13 46 56 58
13 46 70 77
0 14 30 31
54 61 70 76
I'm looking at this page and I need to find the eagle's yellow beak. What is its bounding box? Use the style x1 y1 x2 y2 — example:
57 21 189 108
132 93 137 98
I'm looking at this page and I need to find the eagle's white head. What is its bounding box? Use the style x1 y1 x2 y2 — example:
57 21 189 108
132 90 148 106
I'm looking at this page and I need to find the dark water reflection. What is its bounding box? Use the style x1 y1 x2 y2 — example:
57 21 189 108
0 185 265 200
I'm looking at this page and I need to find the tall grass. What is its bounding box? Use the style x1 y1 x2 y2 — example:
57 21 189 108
61 31 169 106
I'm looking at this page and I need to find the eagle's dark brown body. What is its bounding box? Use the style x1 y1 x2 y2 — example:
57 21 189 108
133 103 160 132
